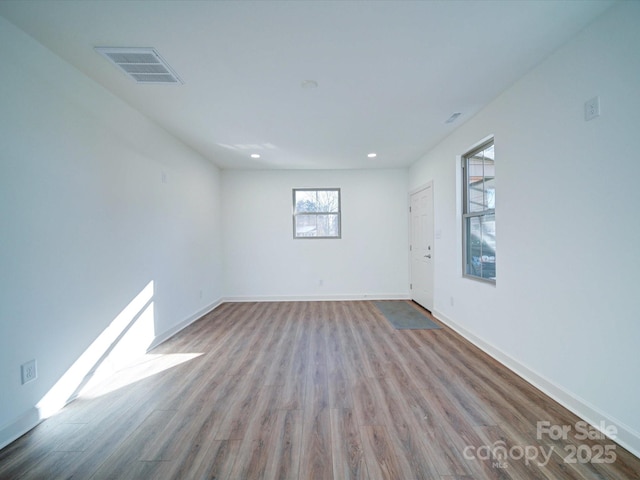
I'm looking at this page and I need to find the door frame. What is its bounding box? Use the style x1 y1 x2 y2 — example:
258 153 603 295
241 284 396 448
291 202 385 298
409 181 434 310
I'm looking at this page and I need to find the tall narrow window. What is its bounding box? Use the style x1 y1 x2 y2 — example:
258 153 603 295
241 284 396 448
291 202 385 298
293 188 341 239
463 140 496 282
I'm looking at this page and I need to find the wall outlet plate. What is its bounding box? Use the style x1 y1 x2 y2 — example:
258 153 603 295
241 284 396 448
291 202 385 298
21 360 37 384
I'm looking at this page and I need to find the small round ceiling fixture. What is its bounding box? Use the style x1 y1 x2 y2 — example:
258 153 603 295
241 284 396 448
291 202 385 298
367 153 377 158
250 153 261 159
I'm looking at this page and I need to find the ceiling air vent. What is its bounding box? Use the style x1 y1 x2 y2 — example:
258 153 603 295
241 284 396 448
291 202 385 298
94 47 183 84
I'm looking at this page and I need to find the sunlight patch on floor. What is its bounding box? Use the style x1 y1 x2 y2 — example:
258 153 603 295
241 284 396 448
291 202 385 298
78 352 203 399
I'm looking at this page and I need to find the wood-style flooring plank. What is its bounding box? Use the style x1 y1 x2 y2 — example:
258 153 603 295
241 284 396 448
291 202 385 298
265 409 303 480
299 303 333 480
228 385 282 479
140 375 221 461
330 408 369 480
183 439 240 480
90 409 178 479
360 425 412 480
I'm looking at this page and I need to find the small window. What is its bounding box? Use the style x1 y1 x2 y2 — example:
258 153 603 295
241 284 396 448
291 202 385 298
462 140 496 283
293 188 341 239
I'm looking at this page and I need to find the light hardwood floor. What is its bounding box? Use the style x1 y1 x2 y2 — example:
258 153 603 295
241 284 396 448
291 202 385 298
1 301 638 479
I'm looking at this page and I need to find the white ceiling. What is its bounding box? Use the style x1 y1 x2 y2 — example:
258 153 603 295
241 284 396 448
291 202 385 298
0 0 615 170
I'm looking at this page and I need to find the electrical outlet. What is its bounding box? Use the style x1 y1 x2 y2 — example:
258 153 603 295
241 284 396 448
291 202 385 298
21 360 37 385
584 96 600 121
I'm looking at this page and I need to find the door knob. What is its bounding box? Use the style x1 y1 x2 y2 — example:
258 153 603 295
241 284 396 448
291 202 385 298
424 254 431 259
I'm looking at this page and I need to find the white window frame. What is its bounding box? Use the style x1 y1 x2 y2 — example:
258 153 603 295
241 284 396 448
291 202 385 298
462 139 496 283
292 188 341 239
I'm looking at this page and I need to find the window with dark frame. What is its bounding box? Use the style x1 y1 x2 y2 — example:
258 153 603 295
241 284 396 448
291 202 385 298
293 188 341 239
462 140 496 283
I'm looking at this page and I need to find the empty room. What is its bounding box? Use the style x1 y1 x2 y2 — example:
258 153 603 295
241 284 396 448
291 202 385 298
1 1 639 478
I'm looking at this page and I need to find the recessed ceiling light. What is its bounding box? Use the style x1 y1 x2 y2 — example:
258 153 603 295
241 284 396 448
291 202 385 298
367 153 377 158
250 153 261 159
301 80 318 89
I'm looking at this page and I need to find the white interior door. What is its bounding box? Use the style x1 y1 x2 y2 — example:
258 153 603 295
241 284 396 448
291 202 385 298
410 184 434 311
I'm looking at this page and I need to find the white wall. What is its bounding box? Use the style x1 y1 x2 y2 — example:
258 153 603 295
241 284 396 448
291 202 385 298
222 169 409 300
409 2 640 455
0 17 223 447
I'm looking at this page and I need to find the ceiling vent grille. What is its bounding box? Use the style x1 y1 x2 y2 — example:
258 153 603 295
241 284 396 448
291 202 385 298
94 47 183 84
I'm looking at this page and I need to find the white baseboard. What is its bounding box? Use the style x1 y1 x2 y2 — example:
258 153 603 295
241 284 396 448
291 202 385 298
222 293 411 303
147 297 224 351
0 406 41 451
432 308 640 459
